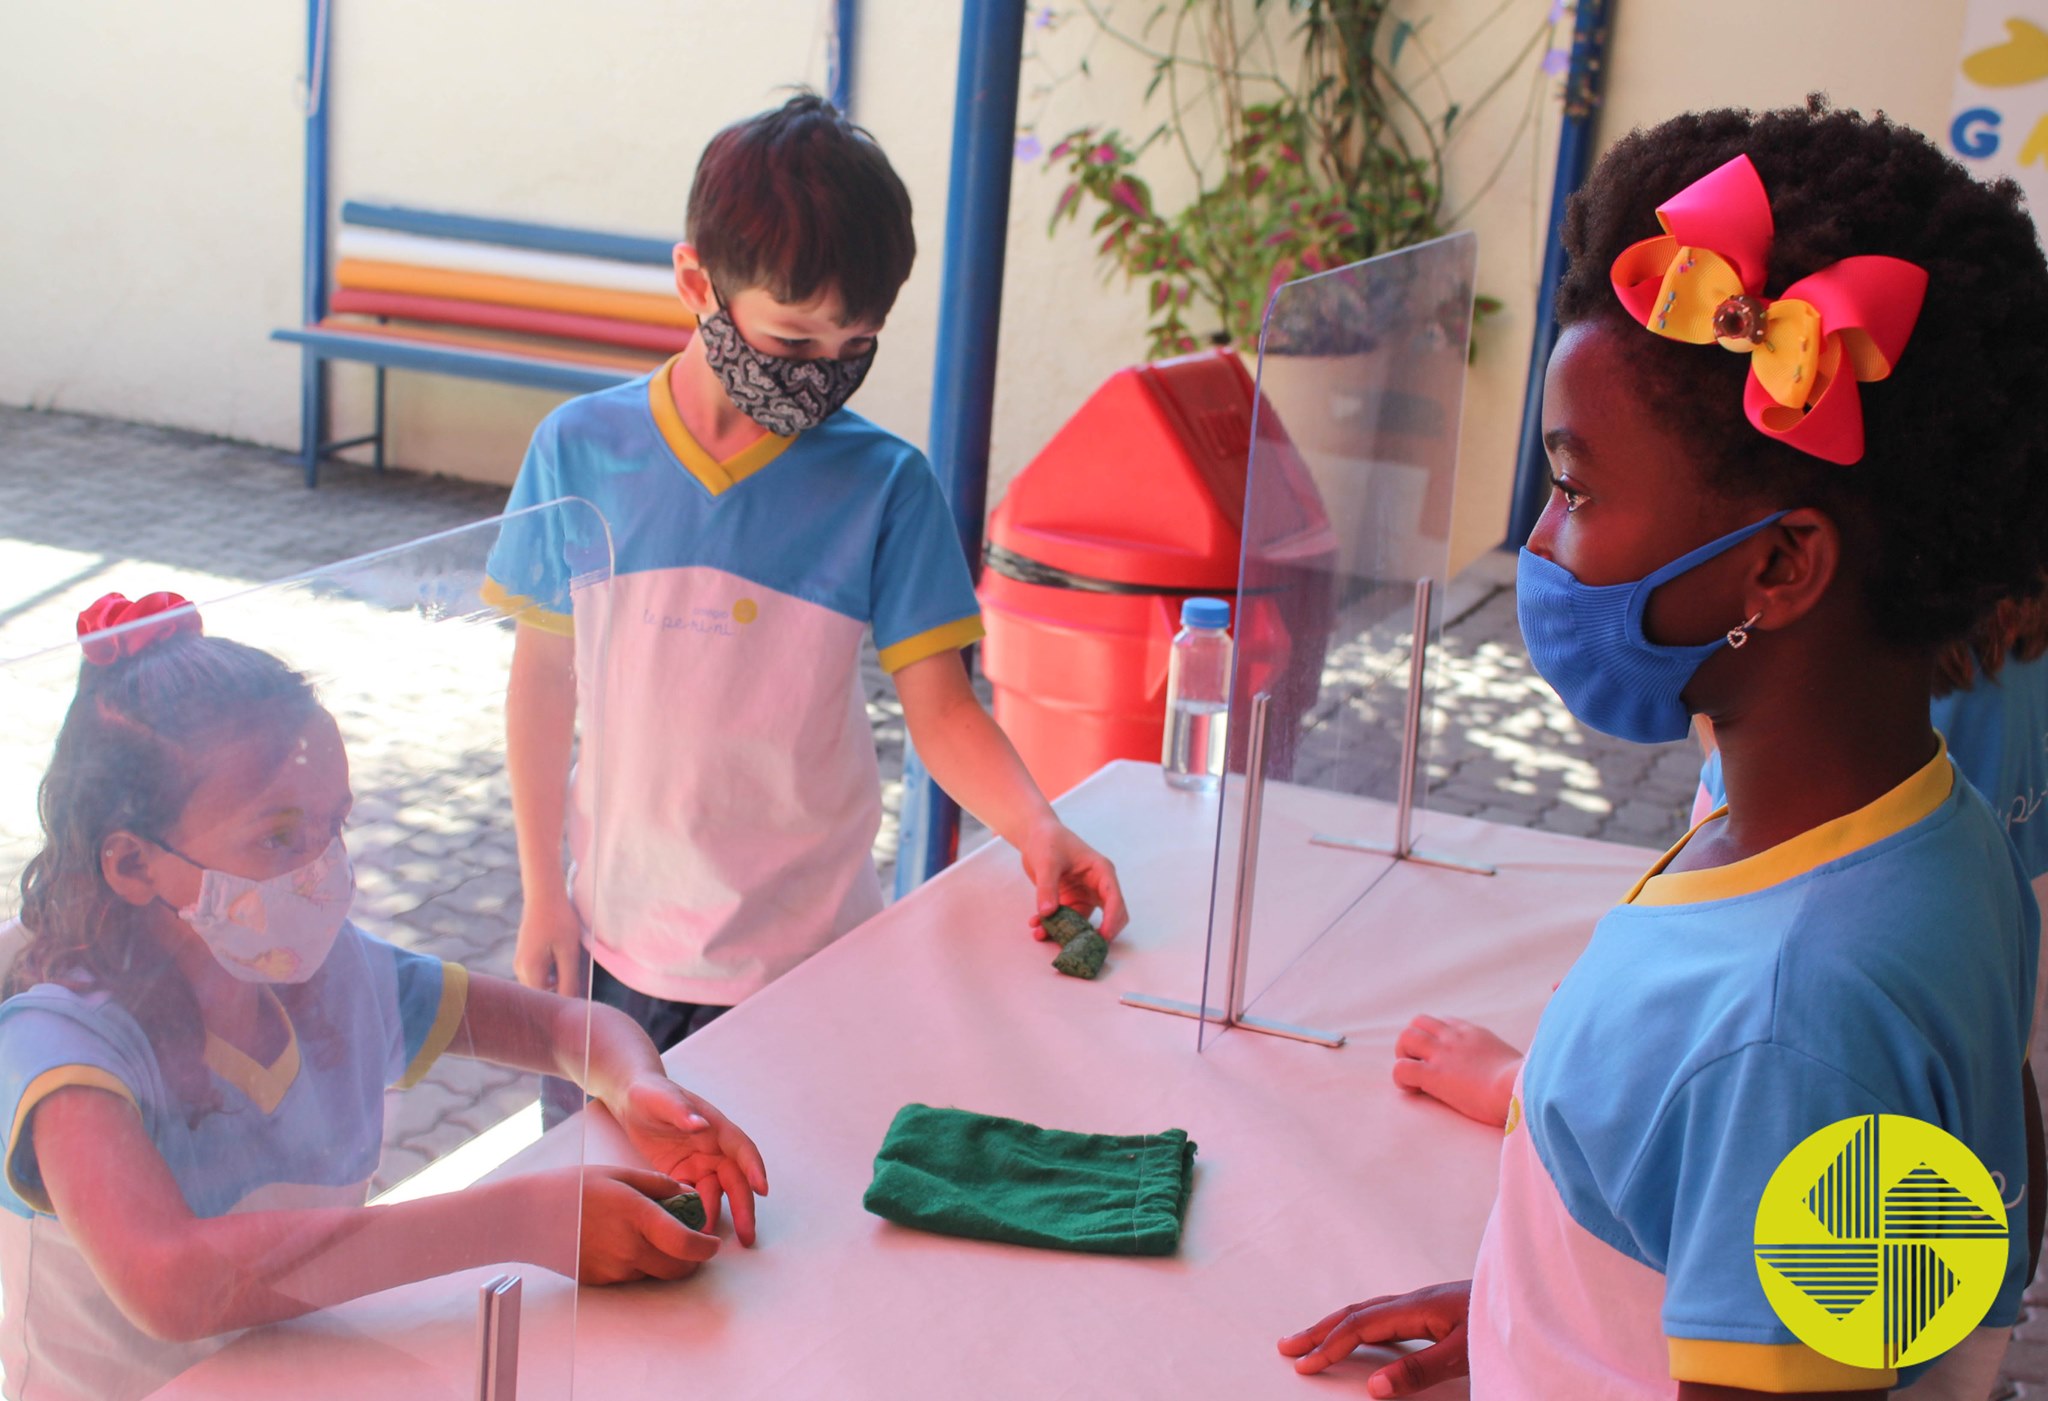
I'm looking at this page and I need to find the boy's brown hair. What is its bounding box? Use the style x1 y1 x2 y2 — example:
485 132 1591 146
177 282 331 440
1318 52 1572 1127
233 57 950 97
686 93 916 327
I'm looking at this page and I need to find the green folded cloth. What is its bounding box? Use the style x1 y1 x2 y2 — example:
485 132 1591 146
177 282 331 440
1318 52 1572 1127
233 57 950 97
862 1103 1197 1256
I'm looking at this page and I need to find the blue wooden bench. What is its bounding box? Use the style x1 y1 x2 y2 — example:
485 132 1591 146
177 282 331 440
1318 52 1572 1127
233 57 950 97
274 202 688 485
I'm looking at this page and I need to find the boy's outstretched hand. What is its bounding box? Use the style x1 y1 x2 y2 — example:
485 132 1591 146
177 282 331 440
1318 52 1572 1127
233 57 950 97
1019 818 1129 939
1279 1280 1471 1396
888 651 1131 939
613 1075 769 1246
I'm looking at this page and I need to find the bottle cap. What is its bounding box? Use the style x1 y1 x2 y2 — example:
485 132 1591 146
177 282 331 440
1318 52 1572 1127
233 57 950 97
1181 597 1230 630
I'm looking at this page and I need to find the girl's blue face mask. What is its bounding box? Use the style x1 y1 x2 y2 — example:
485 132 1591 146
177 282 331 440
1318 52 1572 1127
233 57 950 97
1515 511 1788 745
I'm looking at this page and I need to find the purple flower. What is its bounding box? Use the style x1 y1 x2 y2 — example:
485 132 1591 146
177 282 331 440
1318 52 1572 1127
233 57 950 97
1542 47 1571 77
1015 132 1044 163
1033 6 1056 28
1547 0 1567 22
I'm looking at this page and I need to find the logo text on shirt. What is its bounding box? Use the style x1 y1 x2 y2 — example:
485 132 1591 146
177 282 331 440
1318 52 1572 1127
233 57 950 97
643 598 760 638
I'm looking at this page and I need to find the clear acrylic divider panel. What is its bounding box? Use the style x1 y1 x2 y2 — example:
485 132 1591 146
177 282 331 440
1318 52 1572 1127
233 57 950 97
1200 234 1479 1044
0 500 612 1400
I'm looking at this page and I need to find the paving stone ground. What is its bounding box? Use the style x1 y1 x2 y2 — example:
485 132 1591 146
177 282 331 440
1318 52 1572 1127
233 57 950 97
1 404 2035 1395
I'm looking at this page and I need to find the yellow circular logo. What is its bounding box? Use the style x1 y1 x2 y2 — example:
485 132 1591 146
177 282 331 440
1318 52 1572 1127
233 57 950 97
1754 1114 2007 1370
731 598 758 625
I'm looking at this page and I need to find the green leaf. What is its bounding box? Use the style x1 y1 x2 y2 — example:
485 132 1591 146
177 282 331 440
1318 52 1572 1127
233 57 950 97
1389 19 1412 68
1443 102 1460 137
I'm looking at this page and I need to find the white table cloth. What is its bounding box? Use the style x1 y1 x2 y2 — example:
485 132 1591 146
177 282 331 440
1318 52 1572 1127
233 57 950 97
154 760 1656 1399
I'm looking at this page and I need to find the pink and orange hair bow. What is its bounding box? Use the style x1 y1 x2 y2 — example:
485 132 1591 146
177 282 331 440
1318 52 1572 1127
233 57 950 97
1608 154 1926 465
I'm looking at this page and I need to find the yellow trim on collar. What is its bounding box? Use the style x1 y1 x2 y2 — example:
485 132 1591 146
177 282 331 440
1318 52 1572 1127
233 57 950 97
878 615 987 674
1668 1336 1896 1392
647 354 795 495
398 962 470 1090
481 577 573 638
1628 737 1951 907
204 989 301 1115
7 1066 138 1214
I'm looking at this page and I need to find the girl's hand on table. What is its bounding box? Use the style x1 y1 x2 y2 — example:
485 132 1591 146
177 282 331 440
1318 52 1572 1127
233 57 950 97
615 1075 769 1246
572 1165 719 1284
1278 1280 1471 1396
1391 1015 1522 1128
1019 820 1129 939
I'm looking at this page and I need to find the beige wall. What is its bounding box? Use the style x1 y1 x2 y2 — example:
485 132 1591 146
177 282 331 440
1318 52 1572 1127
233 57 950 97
0 1 836 487
1597 0 1965 149
0 3 303 446
0 1 1975 569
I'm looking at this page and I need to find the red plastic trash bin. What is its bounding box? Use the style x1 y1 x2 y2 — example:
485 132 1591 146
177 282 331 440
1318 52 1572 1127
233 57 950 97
980 348 1333 797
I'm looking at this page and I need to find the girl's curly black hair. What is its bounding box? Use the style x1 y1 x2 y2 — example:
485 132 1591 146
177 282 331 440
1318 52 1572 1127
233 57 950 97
1556 97 2048 651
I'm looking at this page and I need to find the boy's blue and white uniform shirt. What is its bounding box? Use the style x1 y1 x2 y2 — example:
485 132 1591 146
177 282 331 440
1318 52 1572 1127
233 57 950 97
0 924 466 1400
1468 746 2038 1398
485 359 984 1003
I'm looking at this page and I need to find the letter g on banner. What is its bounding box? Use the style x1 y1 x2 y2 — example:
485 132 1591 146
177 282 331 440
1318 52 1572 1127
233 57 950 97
1953 106 2003 158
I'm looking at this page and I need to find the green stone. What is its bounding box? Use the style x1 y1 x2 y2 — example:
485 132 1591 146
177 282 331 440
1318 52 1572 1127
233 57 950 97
1041 905 1095 948
1052 928 1109 980
660 1190 707 1232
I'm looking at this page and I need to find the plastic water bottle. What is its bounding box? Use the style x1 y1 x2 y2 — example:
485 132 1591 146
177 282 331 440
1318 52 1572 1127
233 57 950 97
1163 597 1232 791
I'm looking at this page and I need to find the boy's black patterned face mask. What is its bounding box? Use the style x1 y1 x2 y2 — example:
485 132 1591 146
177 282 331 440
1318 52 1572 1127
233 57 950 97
697 302 876 437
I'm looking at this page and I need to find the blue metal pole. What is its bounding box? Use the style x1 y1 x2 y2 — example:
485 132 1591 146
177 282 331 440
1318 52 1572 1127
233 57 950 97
298 0 332 488
829 0 858 114
1504 0 1610 547
894 0 1026 899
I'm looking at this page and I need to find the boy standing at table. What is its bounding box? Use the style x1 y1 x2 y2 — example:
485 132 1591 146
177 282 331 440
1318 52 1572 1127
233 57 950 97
486 95 1126 1062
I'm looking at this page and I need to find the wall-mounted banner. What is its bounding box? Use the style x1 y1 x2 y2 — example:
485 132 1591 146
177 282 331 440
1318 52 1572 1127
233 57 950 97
1949 3 2048 230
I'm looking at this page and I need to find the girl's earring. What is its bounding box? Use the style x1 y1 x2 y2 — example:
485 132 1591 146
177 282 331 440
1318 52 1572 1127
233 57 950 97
1726 612 1763 649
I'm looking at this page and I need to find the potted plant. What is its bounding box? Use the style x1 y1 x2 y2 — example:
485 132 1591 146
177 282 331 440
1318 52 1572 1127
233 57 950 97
1034 0 1559 357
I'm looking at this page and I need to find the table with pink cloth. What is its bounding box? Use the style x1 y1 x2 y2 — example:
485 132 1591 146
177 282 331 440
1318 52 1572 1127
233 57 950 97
154 760 1655 1399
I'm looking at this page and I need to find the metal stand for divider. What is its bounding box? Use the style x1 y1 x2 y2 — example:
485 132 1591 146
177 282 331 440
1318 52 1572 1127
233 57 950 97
475 1274 520 1401
1308 579 1497 878
1119 578 1492 1049
1121 693 1347 1049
